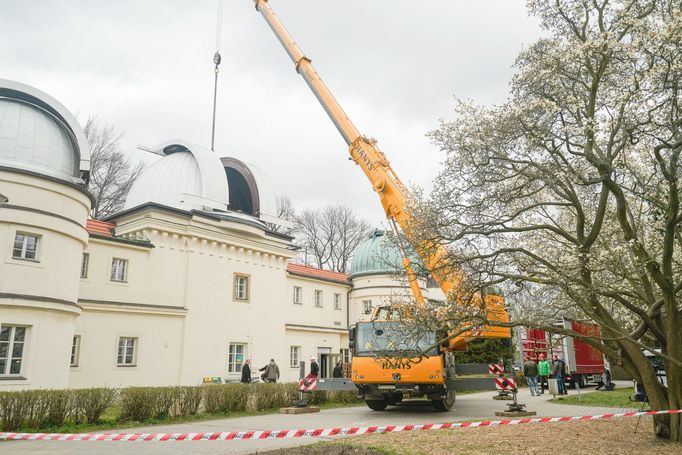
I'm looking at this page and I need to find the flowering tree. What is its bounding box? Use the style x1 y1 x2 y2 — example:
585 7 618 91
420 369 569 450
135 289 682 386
408 0 682 440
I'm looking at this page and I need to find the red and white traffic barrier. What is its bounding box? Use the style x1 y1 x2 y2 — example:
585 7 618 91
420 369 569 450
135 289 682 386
488 363 504 375
1 410 680 442
495 377 517 390
298 377 318 392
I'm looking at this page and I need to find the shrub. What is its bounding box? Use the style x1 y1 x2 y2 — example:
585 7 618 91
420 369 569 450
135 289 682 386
175 386 202 416
45 389 73 427
0 391 33 431
202 384 249 414
72 387 118 424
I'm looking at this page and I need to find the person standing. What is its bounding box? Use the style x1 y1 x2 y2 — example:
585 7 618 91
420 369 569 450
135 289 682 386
259 359 280 383
332 361 343 378
537 353 551 394
240 359 252 384
309 356 319 378
552 355 566 395
523 357 539 396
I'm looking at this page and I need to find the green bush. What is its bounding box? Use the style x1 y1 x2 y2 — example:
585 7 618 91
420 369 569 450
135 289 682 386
120 387 184 422
45 389 73 427
175 386 202 416
202 384 250 414
0 390 33 431
72 387 118 424
0 382 357 431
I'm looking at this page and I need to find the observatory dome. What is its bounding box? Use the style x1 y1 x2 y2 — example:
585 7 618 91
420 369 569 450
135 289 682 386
350 229 424 278
0 79 89 184
124 140 229 212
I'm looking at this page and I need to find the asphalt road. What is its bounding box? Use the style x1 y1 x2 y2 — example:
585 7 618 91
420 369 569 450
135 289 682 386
1 381 635 455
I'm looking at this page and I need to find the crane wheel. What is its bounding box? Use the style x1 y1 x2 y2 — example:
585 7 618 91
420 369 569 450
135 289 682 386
366 399 388 411
431 389 456 412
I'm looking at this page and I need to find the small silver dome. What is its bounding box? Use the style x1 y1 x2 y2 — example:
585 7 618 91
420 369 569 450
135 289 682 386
0 78 89 184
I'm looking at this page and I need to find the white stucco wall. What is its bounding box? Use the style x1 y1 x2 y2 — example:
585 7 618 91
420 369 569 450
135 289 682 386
70 306 185 388
0 170 90 390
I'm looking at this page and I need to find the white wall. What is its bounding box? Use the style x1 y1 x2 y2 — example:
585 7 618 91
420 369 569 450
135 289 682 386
0 170 89 390
70 306 185 388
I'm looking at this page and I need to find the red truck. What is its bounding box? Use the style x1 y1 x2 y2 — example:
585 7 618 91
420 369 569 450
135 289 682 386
519 319 606 388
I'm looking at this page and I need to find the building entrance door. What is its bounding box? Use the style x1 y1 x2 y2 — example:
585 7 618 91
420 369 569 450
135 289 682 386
317 347 331 378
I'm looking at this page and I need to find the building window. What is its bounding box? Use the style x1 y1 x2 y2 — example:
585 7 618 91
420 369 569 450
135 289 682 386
314 290 323 307
117 337 137 366
233 274 250 301
80 253 89 279
71 335 81 367
363 300 373 314
341 348 350 364
293 286 302 305
110 258 128 282
12 233 39 261
290 346 301 368
334 293 342 310
228 343 247 373
0 325 27 376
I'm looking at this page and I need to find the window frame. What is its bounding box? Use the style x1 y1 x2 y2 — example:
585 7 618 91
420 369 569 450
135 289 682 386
228 342 247 373
0 325 28 377
293 286 302 305
12 232 40 262
80 253 89 279
290 345 301 368
116 336 138 367
363 299 373 315
71 335 81 367
233 273 250 302
340 348 351 364
110 257 129 282
334 293 342 310
314 289 323 308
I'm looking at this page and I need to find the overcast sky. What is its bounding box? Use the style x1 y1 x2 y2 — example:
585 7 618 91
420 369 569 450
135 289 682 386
1 0 543 226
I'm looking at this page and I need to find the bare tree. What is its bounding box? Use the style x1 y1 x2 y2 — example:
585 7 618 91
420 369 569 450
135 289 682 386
295 205 372 273
406 0 681 441
85 116 142 219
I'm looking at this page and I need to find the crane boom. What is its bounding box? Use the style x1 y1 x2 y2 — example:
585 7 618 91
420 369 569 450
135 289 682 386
253 0 509 345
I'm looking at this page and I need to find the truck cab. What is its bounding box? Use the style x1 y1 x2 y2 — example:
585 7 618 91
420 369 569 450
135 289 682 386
348 315 456 411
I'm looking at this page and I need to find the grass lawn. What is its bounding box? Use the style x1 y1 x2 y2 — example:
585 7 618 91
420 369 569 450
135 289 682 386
549 387 638 408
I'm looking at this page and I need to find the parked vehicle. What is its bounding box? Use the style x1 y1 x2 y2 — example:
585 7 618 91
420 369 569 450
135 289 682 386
519 319 606 388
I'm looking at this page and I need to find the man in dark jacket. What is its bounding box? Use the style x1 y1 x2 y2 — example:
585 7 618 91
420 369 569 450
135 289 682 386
240 359 252 383
552 355 566 395
523 357 539 396
332 361 343 378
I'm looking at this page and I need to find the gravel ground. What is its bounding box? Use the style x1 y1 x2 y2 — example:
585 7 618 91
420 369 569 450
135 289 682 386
318 416 682 455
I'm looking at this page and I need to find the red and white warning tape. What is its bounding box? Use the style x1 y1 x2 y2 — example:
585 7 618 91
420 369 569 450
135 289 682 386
1 410 679 442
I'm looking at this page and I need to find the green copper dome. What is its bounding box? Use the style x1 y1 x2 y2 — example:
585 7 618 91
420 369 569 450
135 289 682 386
350 229 423 278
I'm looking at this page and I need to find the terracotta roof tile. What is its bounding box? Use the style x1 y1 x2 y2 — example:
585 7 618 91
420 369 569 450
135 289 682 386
86 219 116 237
287 263 349 284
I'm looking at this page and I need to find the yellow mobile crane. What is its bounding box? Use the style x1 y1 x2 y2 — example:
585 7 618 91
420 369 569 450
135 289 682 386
253 0 510 411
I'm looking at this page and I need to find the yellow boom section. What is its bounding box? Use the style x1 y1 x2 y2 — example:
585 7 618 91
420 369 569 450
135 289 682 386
253 0 509 346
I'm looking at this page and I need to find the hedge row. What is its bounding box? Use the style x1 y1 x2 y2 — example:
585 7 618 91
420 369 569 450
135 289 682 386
0 384 359 431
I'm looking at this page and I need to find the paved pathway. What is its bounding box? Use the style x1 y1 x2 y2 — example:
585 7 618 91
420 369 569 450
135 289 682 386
1 381 637 455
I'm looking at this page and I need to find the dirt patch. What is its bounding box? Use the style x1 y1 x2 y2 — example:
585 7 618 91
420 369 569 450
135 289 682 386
261 416 682 454
332 416 681 455
255 445 385 454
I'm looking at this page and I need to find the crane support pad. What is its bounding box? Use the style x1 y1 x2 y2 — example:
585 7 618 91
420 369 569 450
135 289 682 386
314 378 358 391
